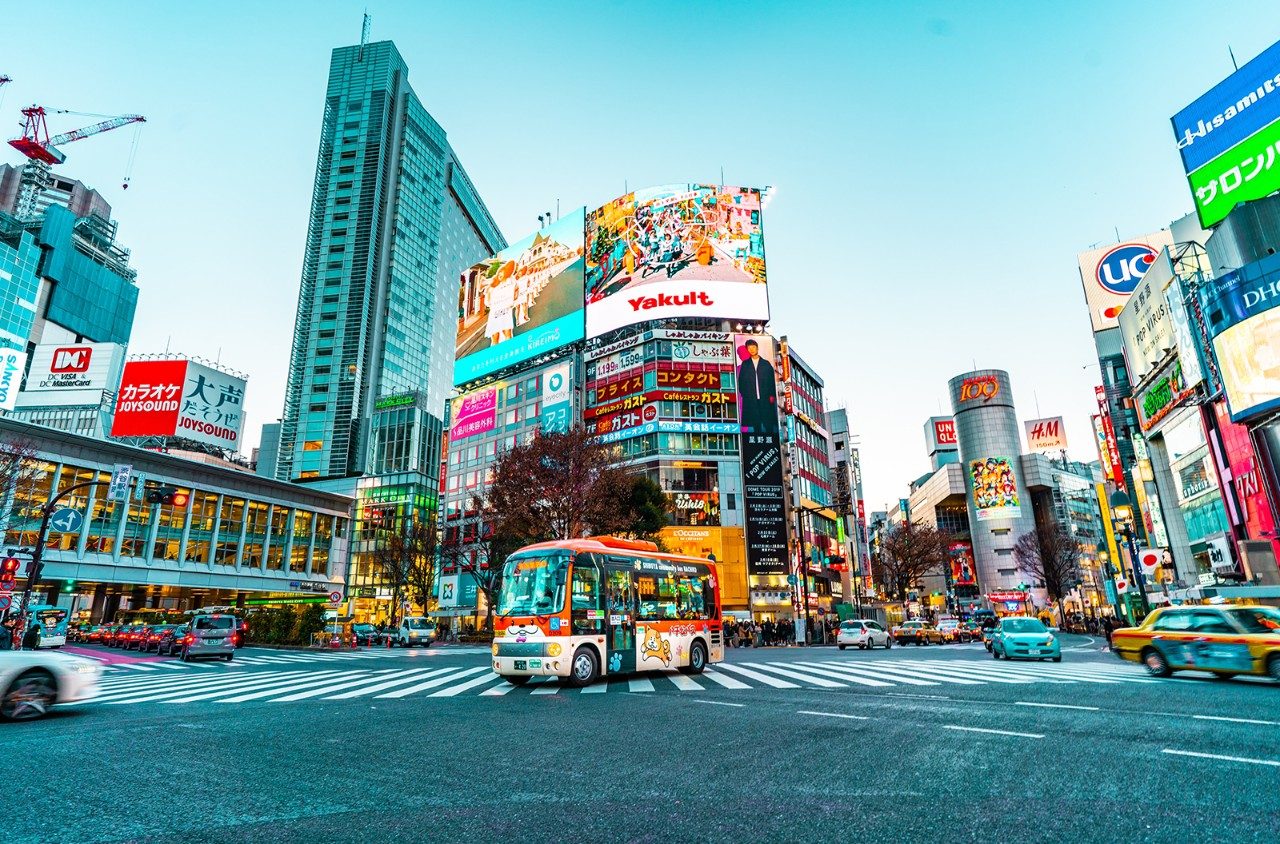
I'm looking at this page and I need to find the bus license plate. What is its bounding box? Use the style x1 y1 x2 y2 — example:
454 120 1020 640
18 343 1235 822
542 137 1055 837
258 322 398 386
514 660 527 670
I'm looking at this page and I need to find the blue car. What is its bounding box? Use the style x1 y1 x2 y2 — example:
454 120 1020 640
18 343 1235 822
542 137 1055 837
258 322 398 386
990 616 1062 662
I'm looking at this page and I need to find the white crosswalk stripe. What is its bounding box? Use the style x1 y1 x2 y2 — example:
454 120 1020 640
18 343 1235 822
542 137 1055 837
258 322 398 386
81 655 1159 705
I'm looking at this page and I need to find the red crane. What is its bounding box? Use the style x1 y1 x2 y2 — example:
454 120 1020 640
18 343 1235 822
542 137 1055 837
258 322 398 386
9 105 145 166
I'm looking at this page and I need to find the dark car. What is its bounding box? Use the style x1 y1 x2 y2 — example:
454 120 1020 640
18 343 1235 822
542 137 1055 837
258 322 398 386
141 624 181 653
351 623 385 647
156 625 189 657
123 625 151 650
233 617 248 648
81 624 110 644
108 625 135 648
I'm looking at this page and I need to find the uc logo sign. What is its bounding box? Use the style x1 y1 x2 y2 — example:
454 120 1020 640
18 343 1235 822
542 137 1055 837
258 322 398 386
1095 244 1157 295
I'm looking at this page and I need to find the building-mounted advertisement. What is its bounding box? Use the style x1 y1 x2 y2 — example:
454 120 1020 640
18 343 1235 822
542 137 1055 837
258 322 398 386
1076 230 1174 333
585 185 768 337
925 416 957 451
110 358 247 451
734 333 786 575
968 456 1022 522
1172 38 1280 228
1023 417 1068 454
449 384 499 441
15 342 127 409
0 347 28 412
455 208 586 385
1198 253 1280 421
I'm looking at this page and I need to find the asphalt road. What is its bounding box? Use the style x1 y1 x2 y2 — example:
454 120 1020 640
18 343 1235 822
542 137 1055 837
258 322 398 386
7 635 1278 843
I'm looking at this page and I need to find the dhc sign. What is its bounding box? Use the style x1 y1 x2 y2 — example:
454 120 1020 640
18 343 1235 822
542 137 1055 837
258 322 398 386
1096 244 1158 295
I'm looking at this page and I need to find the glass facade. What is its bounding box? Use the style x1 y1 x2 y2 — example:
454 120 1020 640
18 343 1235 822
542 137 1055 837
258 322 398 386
37 206 138 344
0 213 42 350
277 40 504 488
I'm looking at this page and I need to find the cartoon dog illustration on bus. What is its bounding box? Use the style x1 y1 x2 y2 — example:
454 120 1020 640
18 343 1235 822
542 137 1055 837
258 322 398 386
640 626 672 665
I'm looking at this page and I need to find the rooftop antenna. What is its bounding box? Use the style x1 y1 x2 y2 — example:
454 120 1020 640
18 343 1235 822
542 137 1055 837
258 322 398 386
358 11 371 61
1114 225 1121 242
1229 45 1239 71
720 166 724 188
556 199 560 220
1034 389 1041 417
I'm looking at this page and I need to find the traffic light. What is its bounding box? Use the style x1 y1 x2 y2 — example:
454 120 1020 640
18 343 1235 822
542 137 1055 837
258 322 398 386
1 556 18 578
62 580 75 593
146 487 189 507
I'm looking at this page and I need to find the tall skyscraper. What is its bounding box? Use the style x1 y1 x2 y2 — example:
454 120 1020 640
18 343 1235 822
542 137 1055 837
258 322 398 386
276 40 504 511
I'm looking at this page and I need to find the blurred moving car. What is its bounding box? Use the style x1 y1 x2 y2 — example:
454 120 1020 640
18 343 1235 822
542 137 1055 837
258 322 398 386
837 619 892 650
990 616 1061 662
1110 604 1280 680
937 619 969 643
892 620 944 646
179 614 237 662
396 617 436 647
156 625 188 657
0 650 102 722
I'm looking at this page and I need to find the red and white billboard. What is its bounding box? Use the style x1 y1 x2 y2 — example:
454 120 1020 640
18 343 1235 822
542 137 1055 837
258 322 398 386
926 416 957 453
111 359 247 451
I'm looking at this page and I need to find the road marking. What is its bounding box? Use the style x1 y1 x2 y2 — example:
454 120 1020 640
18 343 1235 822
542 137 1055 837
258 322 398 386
695 699 744 708
699 668 750 689
428 672 505 697
806 661 940 686
580 682 608 694
798 710 870 721
1015 701 1101 712
193 670 373 703
628 677 655 692
119 663 158 671
713 663 799 688
752 663 848 688
480 681 520 696
328 666 471 699
943 725 1045 739
265 668 435 702
92 670 312 702
104 671 332 704
373 667 489 699
1191 715 1280 727
664 672 703 691
781 662 895 687
1161 748 1280 767
530 679 561 695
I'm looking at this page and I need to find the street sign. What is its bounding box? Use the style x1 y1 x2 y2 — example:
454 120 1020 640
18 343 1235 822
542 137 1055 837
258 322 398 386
48 508 84 534
106 463 133 502
328 591 343 603
0 594 10 611
0 579 13 592
787 574 798 586
133 471 148 501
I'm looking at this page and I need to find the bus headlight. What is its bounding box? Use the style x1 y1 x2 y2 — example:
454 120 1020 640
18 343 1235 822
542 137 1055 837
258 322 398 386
547 643 562 657
491 642 500 656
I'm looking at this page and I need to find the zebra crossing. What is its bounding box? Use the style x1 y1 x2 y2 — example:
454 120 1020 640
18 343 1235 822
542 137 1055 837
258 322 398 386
84 656 1156 706
96 646 491 673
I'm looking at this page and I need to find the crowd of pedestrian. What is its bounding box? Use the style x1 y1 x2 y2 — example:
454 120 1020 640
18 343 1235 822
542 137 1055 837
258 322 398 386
721 615 845 647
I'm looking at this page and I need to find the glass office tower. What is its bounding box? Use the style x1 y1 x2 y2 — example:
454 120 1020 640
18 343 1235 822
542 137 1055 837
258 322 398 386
276 40 505 498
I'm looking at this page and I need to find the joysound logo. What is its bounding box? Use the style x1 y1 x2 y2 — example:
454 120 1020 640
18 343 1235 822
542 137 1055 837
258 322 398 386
1095 244 1157 295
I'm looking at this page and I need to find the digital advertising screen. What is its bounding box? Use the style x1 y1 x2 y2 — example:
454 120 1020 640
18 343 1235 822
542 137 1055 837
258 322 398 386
455 208 586 385
585 184 768 337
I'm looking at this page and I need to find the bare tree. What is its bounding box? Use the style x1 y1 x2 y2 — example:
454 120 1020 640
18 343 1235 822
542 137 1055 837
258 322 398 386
368 515 438 626
872 521 952 603
1013 524 1082 624
0 438 43 535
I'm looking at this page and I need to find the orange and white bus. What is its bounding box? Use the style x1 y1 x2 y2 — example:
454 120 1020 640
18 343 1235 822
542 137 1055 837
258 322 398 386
491 536 724 687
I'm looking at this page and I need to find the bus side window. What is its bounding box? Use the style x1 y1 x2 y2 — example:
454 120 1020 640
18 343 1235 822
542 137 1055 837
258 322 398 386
570 562 602 634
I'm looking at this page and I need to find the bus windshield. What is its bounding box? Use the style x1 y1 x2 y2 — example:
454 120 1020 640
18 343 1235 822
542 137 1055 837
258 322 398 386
497 552 570 617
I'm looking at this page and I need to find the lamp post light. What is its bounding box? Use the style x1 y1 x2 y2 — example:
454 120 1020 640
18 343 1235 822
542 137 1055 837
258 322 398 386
1094 542 1126 625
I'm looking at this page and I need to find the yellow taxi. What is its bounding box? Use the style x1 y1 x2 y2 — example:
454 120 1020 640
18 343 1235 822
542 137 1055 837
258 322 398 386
1111 604 1280 680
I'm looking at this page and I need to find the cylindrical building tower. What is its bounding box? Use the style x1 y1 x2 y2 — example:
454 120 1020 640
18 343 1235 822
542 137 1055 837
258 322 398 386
948 369 1036 596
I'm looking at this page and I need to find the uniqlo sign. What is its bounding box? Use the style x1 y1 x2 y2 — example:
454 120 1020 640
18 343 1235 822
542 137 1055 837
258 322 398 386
51 347 92 373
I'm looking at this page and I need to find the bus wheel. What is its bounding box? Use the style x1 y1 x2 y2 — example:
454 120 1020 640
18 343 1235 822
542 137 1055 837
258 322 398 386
567 647 599 688
680 641 708 675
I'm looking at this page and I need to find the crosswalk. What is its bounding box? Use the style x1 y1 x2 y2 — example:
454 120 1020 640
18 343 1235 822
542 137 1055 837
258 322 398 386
83 656 1156 706
95 647 491 673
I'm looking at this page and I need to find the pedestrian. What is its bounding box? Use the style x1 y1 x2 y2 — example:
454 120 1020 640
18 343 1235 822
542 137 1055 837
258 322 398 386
22 622 41 650
0 621 11 651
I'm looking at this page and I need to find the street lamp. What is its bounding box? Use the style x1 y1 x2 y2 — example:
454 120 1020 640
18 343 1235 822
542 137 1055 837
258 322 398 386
1094 542 1126 625
1108 491 1149 620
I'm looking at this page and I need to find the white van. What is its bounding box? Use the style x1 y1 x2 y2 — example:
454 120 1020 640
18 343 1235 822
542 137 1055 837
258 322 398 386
397 616 437 647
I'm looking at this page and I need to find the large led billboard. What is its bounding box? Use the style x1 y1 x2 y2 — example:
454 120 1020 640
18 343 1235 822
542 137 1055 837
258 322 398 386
1199 254 1280 421
1075 231 1173 333
585 184 768 337
111 359 247 450
455 208 586 385
1173 39 1280 227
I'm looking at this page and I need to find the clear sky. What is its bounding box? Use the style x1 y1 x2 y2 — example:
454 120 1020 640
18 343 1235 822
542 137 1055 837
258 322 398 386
3 1 1275 509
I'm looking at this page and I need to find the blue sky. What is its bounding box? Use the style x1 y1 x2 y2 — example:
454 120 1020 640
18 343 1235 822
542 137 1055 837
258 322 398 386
3 1 1276 509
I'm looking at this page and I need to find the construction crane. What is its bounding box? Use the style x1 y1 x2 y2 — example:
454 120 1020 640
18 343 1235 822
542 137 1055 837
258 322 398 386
9 105 145 166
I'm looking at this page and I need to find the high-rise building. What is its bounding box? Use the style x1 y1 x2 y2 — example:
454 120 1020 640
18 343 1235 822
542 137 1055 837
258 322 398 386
0 163 113 222
275 40 504 500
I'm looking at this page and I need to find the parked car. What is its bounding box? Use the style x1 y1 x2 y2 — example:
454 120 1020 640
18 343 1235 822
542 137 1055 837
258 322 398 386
140 624 181 653
1111 605 1280 680
396 617 437 647
351 623 386 647
107 625 133 648
233 617 248 648
989 616 1061 662
81 625 111 645
892 620 944 646
1 649 102 722
836 619 892 650
179 614 237 662
937 619 968 643
960 620 985 642
124 626 152 651
156 625 189 657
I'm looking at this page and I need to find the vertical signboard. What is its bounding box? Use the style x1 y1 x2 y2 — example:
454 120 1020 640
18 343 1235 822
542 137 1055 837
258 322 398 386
968 456 1022 522
948 541 977 587
540 360 573 434
0 348 28 411
734 334 786 575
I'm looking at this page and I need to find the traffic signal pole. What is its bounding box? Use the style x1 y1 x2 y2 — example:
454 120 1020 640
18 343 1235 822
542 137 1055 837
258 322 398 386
13 480 108 644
